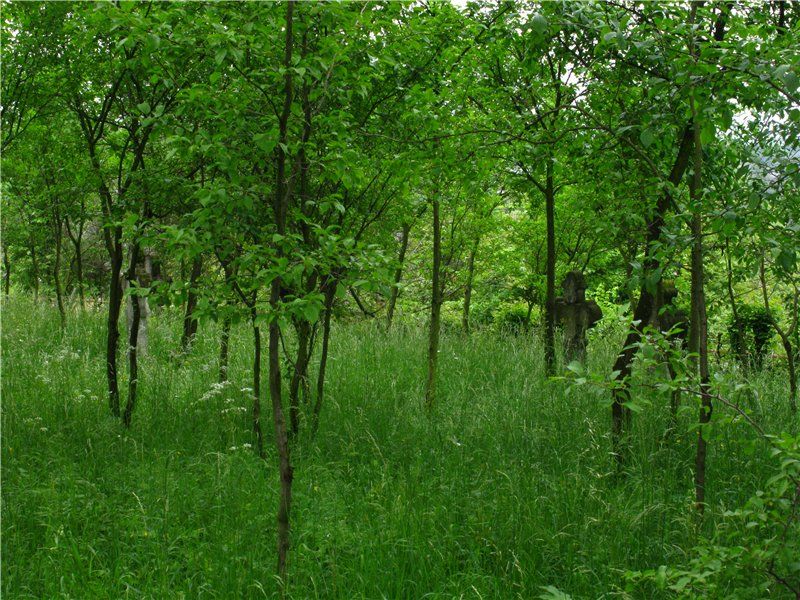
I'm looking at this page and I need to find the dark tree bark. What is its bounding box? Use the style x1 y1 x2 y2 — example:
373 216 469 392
312 277 336 436
251 306 264 457
386 222 411 329
52 205 66 331
270 0 295 580
122 242 142 428
610 125 695 464
65 216 85 309
289 319 311 436
106 228 124 417
610 3 730 466
181 254 203 352
219 315 231 384
425 196 442 411
2 244 10 297
544 155 556 375
27 228 39 302
462 236 479 334
688 114 711 514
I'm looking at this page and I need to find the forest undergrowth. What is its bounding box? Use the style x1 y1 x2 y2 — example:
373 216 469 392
2 298 795 599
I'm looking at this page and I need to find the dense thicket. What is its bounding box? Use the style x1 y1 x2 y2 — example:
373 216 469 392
2 1 799 597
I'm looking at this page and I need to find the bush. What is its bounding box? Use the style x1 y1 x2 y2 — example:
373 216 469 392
496 304 531 334
728 305 774 370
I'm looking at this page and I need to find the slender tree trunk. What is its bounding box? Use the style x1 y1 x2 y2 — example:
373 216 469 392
2 244 10 297
251 307 265 457
691 205 711 514
425 196 442 411
312 278 336 435
687 36 711 512
781 336 797 413
107 228 124 417
181 255 203 352
544 154 556 376
387 222 411 330
65 216 85 309
28 229 39 302
73 237 85 309
610 125 695 465
53 213 66 331
289 319 310 436
271 0 295 581
462 237 479 334
219 315 231 384
122 242 142 428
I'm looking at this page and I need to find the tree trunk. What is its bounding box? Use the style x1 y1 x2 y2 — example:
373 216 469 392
312 278 336 435
251 307 265 457
122 242 142 428
781 335 797 413
106 227 124 417
687 39 711 512
610 125 695 465
544 154 556 376
271 0 295 581
2 244 10 297
462 237 479 334
53 212 66 331
28 229 39 302
73 236 85 309
425 196 442 411
691 206 711 514
65 216 85 309
386 222 411 330
219 315 231 384
289 319 311 436
181 254 203 352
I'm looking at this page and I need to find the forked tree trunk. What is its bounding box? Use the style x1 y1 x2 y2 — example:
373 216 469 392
386 222 411 330
425 196 442 411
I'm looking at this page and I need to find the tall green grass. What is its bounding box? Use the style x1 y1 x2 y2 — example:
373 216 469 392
1 297 793 598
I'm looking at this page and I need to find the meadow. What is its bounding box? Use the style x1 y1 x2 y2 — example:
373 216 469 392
1 298 793 599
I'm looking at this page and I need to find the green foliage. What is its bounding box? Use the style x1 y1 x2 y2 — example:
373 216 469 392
627 434 800 598
728 305 775 371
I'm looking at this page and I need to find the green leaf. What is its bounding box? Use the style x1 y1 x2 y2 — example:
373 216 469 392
639 127 655 148
530 14 548 36
136 102 151 115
